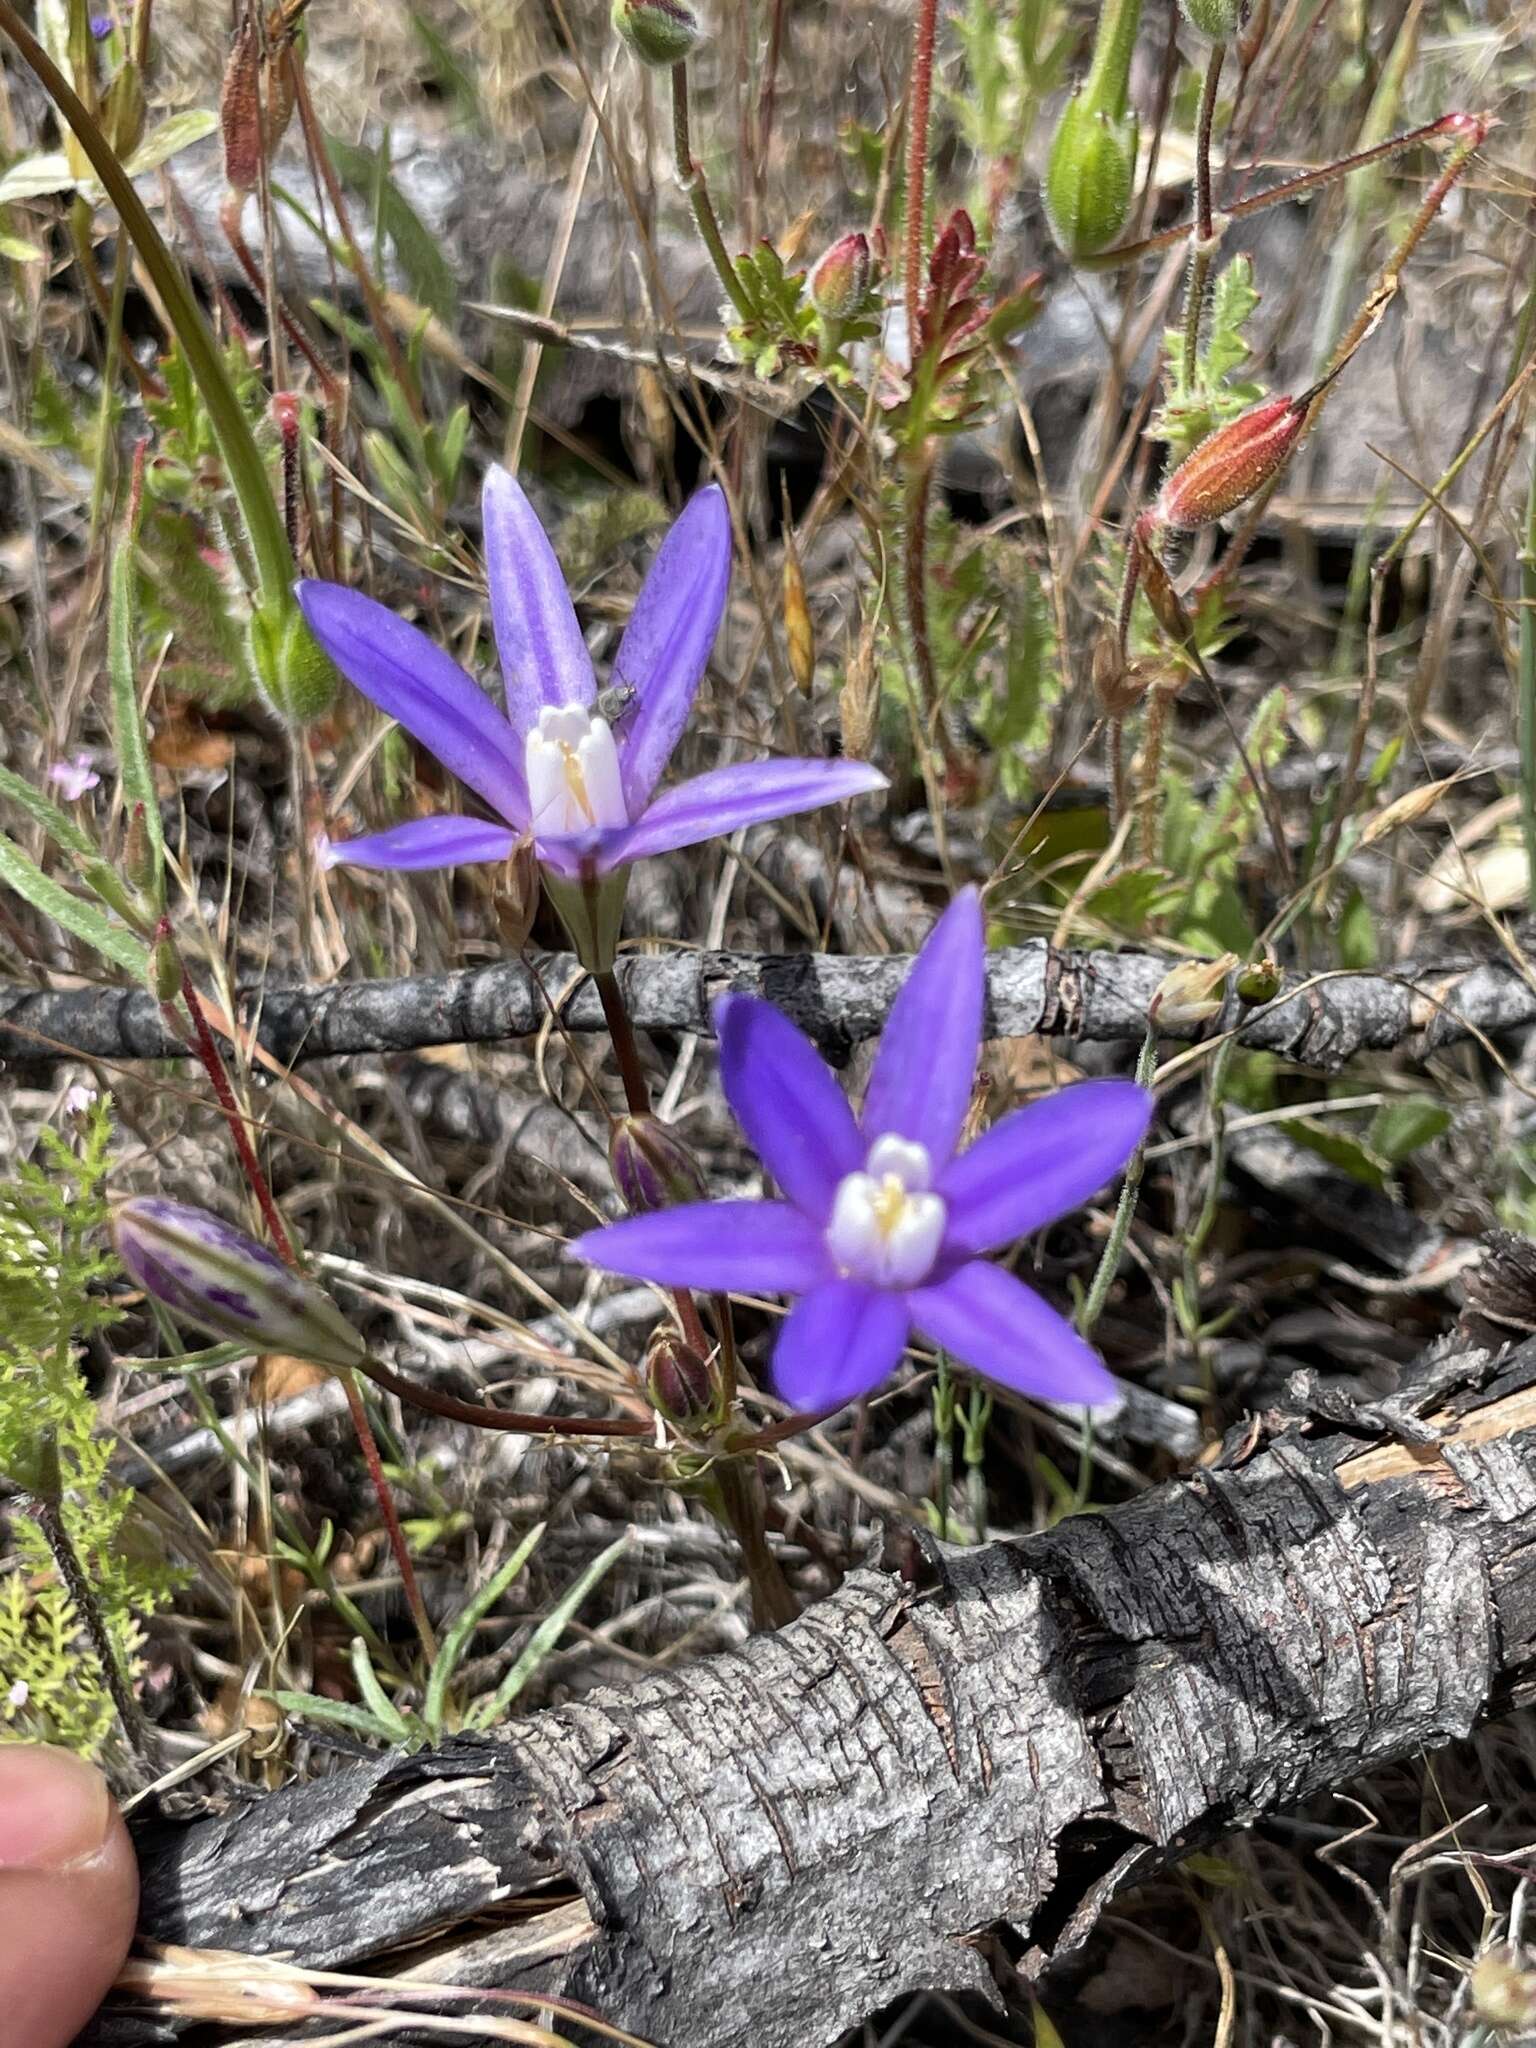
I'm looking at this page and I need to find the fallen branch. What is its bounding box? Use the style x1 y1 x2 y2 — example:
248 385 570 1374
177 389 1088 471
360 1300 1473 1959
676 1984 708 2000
4 937 1533 1074
90 1324 1536 2048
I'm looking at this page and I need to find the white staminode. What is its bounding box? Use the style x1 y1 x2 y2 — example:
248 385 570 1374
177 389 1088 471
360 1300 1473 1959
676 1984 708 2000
824 1133 946 1290
525 705 628 839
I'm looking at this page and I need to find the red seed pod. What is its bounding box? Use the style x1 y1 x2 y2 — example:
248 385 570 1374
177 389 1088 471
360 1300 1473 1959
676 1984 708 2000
1153 393 1310 533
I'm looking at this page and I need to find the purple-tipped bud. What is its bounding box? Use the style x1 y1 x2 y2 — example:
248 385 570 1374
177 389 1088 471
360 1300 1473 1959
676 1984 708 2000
645 1329 723 1430
110 1196 367 1370
611 0 700 66
808 231 873 319
611 1115 708 1214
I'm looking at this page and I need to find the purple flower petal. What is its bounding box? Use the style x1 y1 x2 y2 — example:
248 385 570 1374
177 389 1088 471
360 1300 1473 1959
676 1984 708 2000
614 486 733 815
861 889 984 1166
908 1259 1116 1406
482 466 595 743
571 1200 831 1294
939 1079 1153 1259
716 995 861 1222
297 580 529 825
318 815 521 873
616 757 887 864
769 1279 910 1409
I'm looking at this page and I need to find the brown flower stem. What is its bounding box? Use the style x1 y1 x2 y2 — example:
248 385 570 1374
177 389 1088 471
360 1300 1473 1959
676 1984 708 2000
903 0 940 349
1135 684 1175 866
711 1459 799 1629
669 62 754 325
163 946 436 1661
593 969 653 1118
1178 42 1226 394
356 1353 647 1439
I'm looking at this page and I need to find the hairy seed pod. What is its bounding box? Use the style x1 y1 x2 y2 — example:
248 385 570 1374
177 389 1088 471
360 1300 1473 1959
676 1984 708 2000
1153 393 1310 532
1179 0 1246 40
1045 93 1138 259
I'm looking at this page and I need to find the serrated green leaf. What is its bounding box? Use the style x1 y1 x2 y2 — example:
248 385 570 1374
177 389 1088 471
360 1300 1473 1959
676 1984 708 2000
0 152 75 202
0 831 148 976
120 111 218 179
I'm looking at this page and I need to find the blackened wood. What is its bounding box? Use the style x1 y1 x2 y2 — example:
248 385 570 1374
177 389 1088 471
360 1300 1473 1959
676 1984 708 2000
6 936 1531 1074
90 1334 1536 2048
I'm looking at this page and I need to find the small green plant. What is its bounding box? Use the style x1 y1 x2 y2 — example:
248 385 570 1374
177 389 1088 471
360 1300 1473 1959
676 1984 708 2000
0 1097 177 1757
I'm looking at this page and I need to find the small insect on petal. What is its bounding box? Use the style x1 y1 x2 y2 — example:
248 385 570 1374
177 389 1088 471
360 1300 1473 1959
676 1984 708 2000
111 1196 367 1371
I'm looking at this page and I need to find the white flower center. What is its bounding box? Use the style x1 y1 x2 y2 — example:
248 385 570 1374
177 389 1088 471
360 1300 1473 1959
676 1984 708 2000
824 1134 946 1290
525 705 629 840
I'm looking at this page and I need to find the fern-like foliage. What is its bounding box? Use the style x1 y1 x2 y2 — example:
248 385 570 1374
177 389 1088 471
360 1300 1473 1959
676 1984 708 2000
0 1098 176 1756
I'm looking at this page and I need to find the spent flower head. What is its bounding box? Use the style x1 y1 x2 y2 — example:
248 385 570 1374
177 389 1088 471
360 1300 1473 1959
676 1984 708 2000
298 471 885 967
574 891 1152 1411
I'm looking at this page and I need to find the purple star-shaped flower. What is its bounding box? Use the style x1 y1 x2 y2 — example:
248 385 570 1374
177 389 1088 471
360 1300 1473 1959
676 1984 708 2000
572 891 1153 1410
296 470 886 890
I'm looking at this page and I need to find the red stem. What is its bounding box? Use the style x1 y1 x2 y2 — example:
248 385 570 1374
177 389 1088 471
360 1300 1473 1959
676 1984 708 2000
902 0 939 349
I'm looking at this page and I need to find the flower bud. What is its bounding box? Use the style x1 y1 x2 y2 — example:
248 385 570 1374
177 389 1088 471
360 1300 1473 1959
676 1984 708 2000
645 1328 723 1430
149 933 181 1003
249 603 339 724
110 1196 367 1370
1045 93 1138 259
1235 954 1282 1003
808 231 872 319
611 1115 708 1214
1153 392 1310 532
611 0 700 67
1149 953 1237 1030
1179 0 1245 39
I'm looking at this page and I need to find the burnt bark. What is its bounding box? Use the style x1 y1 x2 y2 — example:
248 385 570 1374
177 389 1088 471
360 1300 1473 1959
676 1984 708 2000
90 1331 1536 2048
6 935 1531 1075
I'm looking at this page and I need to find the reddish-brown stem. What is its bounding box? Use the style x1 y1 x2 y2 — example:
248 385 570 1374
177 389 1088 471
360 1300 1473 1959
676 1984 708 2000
902 0 939 349
357 1352 649 1439
1178 42 1226 394
1084 111 1482 272
339 1372 438 1658
165 947 438 1657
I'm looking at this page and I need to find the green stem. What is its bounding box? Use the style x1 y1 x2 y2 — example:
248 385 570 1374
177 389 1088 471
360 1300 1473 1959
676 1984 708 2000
1078 1028 1158 1340
1520 452 1536 913
712 1459 799 1629
1084 0 1140 114
670 61 754 325
0 0 294 615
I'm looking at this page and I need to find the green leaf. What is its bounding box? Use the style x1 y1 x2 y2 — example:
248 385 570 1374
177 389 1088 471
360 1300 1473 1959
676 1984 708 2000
108 536 164 899
422 1522 545 1739
0 831 147 976
325 131 457 323
120 110 218 178
347 1636 413 1743
1277 1116 1389 1191
0 152 74 202
1336 886 1378 969
0 229 44 261
465 1533 629 1728
267 1690 405 1745
0 760 99 861
1369 1097 1451 1165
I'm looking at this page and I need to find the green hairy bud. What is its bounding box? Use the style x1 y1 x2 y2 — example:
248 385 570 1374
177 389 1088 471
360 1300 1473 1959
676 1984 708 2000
612 0 700 67
1180 0 1246 40
1045 94 1138 260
